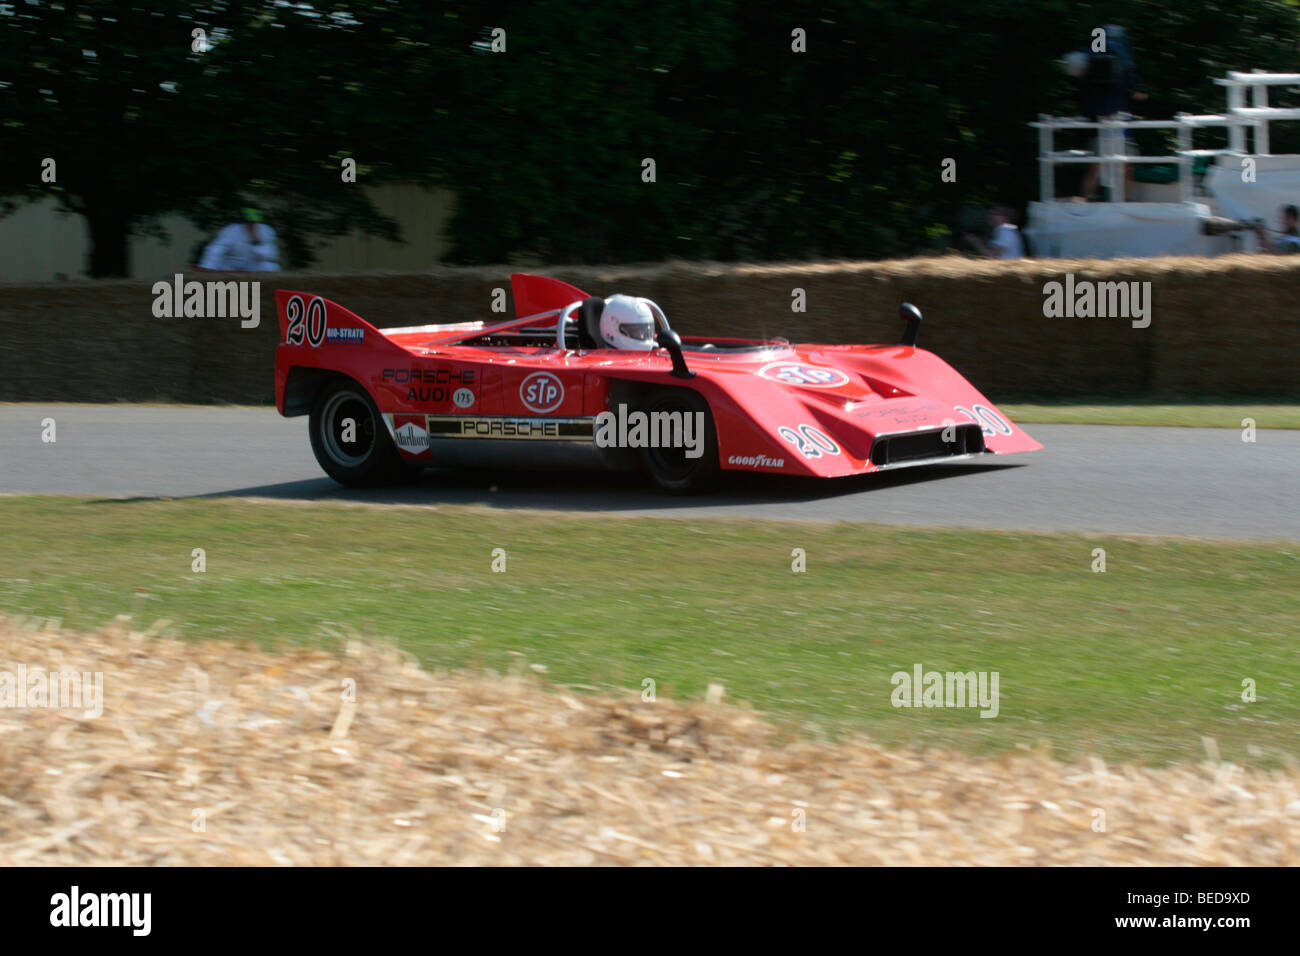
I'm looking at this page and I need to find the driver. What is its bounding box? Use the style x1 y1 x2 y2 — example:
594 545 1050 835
598 294 657 350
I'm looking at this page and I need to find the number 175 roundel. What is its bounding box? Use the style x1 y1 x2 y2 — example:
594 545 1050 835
274 273 1040 493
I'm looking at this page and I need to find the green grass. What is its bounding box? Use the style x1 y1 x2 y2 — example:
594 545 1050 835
1000 402 1300 429
1 497 1296 767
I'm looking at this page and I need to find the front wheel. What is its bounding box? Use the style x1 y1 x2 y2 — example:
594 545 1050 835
638 387 721 493
308 379 403 487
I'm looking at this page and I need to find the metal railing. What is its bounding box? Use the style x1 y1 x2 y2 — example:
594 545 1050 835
1031 70 1300 203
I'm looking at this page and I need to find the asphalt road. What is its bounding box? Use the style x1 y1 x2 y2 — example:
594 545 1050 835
2 405 1296 539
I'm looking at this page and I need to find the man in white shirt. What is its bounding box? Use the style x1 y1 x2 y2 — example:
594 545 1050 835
197 207 281 271
966 206 1026 259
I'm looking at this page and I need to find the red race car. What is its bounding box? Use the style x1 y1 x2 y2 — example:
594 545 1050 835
274 273 1040 492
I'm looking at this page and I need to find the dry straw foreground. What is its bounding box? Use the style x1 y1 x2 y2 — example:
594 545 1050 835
2 616 1297 865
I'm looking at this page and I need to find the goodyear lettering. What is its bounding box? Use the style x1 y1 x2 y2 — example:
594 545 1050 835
728 454 785 469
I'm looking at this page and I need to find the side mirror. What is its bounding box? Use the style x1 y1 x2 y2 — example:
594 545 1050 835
898 303 923 347
656 329 695 378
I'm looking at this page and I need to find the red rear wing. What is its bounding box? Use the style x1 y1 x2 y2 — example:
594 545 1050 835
277 276 589 348
510 273 590 318
275 289 382 346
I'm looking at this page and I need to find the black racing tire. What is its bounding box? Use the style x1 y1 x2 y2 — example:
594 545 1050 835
638 387 721 494
308 379 404 487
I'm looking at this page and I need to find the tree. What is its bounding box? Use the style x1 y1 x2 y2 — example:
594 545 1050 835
438 0 1300 263
6 1 1300 273
0 1 462 276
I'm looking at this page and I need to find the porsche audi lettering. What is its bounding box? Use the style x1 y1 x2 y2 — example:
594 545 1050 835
274 273 1040 492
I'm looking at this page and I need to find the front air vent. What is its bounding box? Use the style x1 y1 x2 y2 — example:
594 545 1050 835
870 424 985 467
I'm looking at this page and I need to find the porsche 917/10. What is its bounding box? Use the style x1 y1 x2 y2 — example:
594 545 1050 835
274 273 1039 492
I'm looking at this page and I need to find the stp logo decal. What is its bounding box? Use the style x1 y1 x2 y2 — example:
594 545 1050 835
520 372 564 413
758 362 851 388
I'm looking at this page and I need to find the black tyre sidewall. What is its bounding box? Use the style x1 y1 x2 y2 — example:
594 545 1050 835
638 387 720 493
309 379 402 487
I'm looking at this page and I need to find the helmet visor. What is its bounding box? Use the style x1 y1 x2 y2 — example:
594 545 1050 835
618 321 655 342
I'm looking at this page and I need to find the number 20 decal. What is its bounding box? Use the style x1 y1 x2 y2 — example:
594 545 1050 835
954 404 1013 437
285 295 327 347
778 424 841 459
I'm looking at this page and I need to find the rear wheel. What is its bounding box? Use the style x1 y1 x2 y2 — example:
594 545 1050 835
638 387 720 493
308 379 403 486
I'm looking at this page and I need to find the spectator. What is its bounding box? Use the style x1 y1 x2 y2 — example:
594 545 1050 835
1066 24 1148 201
1255 204 1300 254
965 206 1026 259
197 207 280 271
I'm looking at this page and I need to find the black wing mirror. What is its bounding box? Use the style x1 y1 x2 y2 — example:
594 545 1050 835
898 303 923 346
656 329 695 378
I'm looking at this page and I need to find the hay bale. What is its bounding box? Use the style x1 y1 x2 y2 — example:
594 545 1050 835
2 256 1297 404
1 616 1297 865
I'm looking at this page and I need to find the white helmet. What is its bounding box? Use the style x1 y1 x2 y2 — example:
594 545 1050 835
599 294 657 350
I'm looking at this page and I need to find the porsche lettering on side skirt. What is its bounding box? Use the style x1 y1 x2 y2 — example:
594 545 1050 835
426 416 596 441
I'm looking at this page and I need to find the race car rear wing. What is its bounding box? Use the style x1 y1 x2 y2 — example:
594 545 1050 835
274 289 383 348
274 289 557 352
